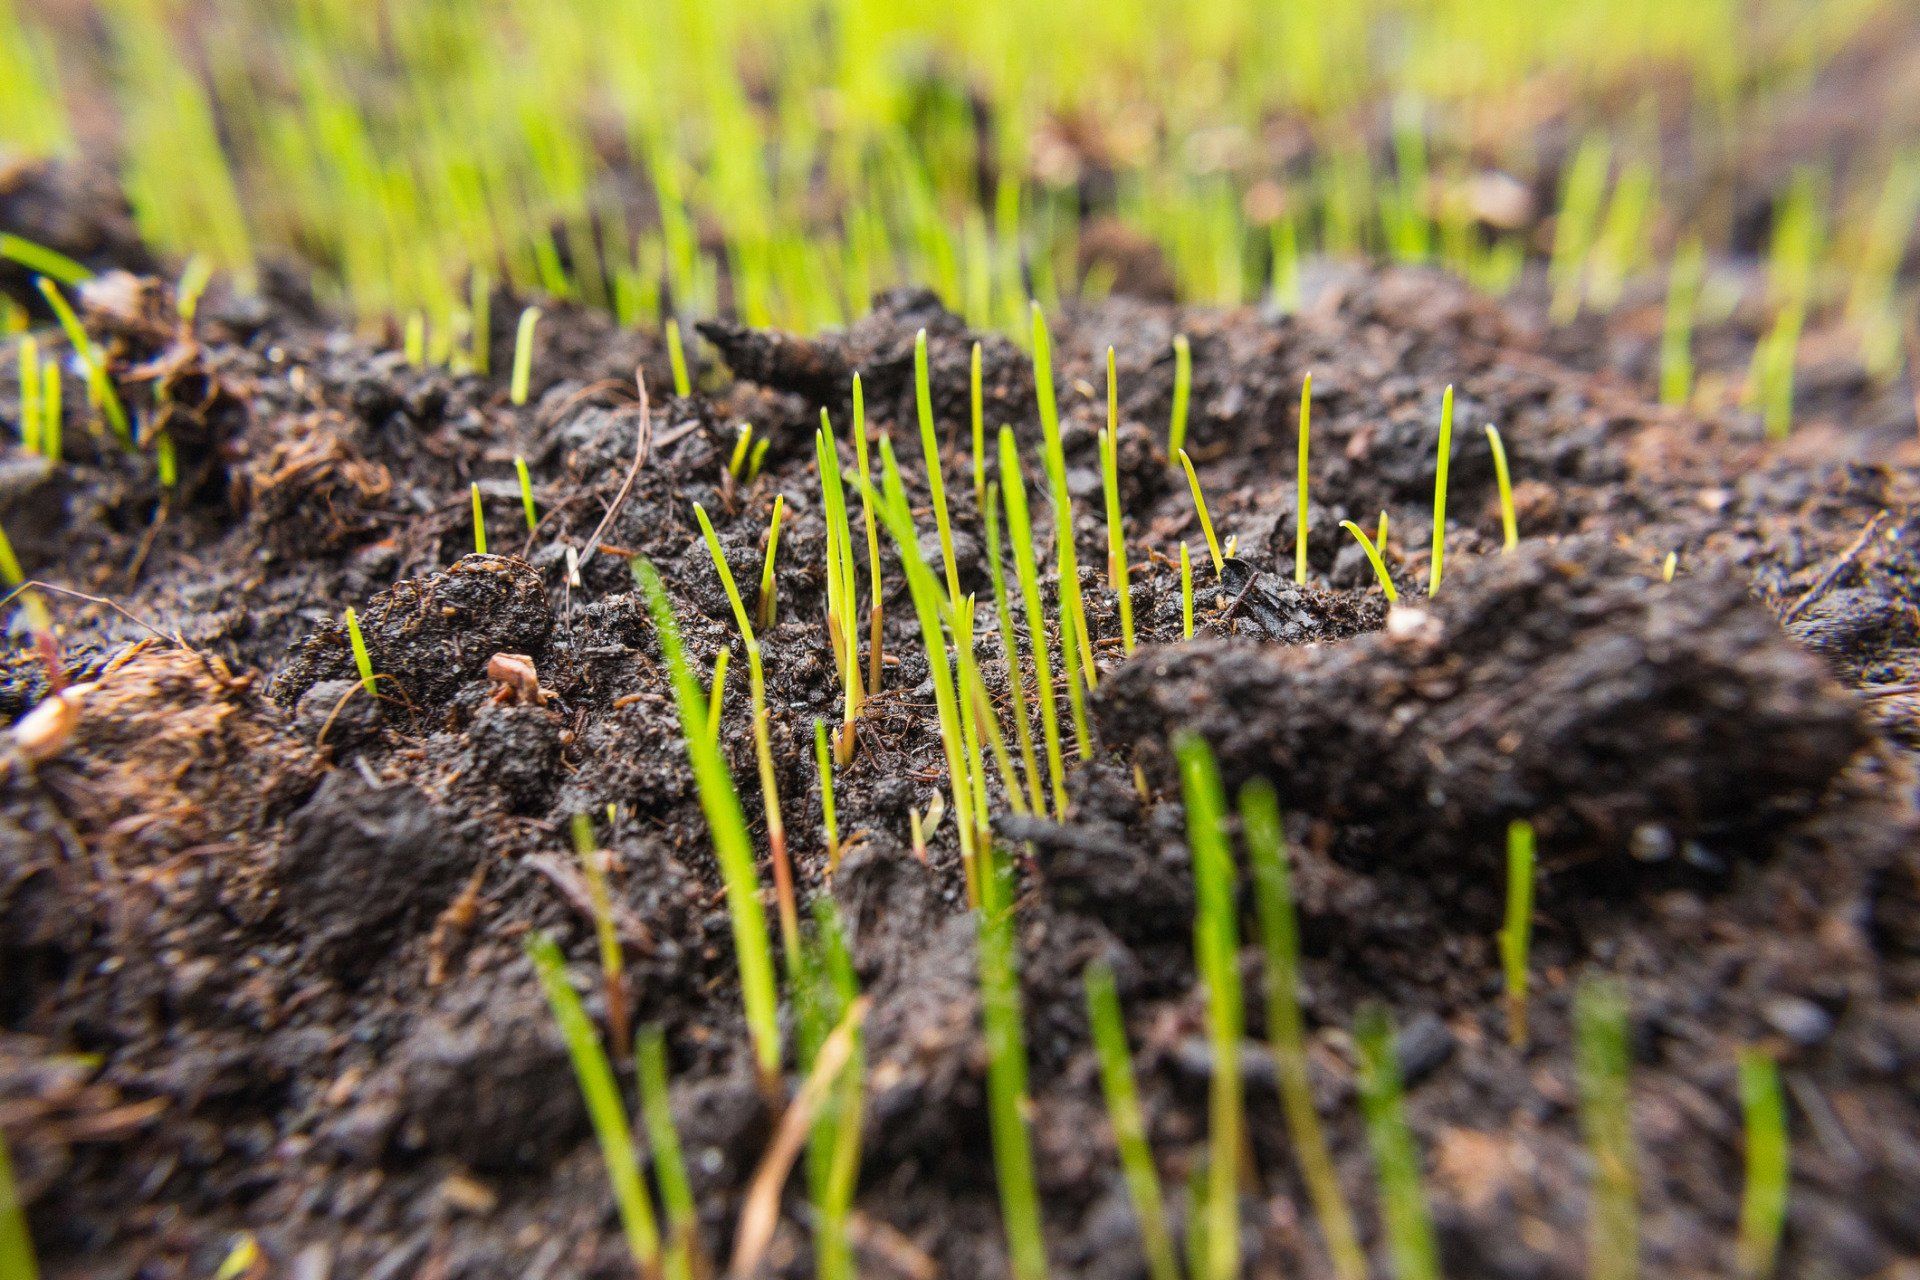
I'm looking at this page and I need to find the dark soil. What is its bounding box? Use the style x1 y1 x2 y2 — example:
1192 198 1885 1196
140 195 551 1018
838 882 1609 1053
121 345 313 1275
4 207 1920 1280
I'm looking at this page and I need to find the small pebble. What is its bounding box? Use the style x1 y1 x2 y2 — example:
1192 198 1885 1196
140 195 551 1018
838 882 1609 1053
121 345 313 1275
1398 1012 1457 1083
1764 996 1833 1047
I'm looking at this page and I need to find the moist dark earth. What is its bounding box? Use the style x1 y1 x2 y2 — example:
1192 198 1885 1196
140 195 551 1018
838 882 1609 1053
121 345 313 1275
4 181 1920 1280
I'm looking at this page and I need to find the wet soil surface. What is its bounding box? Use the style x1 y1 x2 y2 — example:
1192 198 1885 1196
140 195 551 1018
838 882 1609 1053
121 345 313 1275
3 241 1920 1280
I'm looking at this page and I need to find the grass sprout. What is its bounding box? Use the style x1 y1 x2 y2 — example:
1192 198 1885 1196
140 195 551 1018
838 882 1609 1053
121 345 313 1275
515 455 538 533
1243 780 1365 1280
851 373 884 694
1660 237 1703 407
36 278 128 442
1168 333 1193 458
404 312 426 365
1498 819 1536 1047
707 650 729 747
756 494 784 631
1355 1005 1443 1280
470 482 488 555
1085 960 1179 1280
814 719 842 871
693 504 799 968
635 1027 701 1278
1180 543 1195 639
1340 520 1398 601
1575 977 1639 1280
1549 135 1612 324
816 412 864 757
14 337 38 456
0 233 89 286
510 305 541 406
1101 347 1135 655
527 932 662 1274
1297 372 1311 583
802 903 865 1280
37 358 60 464
0 520 21 587
999 427 1070 815
1736 1047 1789 1280
570 812 629 1055
633 558 782 1088
1174 731 1243 1280
971 339 987 512
914 328 963 608
728 424 755 482
666 318 691 396
1428 384 1453 597
1178 449 1224 578
467 269 490 376
343 607 376 697
1484 424 1517 552
979 846 1049 1280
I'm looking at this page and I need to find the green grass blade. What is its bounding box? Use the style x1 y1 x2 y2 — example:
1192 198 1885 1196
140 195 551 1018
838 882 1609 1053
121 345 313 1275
633 558 781 1086
1575 978 1639 1280
1498 819 1535 1047
1084 961 1179 1280
1174 731 1242 1280
980 852 1048 1280
1243 781 1365 1280
1427 385 1452 597
1168 333 1191 458
510 306 541 406
0 1126 37 1280
635 1025 698 1277
999 428 1069 817
1735 1047 1789 1280
527 933 661 1271
1354 1005 1442 1280
1296 372 1311 583
914 328 963 609
0 233 90 286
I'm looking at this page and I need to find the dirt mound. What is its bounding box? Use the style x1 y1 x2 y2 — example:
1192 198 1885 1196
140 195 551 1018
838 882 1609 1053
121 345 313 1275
1098 537 1869 869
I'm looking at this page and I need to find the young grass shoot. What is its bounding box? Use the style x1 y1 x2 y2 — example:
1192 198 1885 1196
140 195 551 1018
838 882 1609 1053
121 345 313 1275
633 558 781 1089
1498 819 1536 1047
1355 1005 1443 1280
1244 780 1365 1280
1429 384 1454 596
1175 731 1244 1280
1085 960 1179 1280
1575 978 1639 1280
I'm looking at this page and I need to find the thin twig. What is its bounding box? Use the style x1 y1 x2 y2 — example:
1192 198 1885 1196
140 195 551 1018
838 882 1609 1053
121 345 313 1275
577 371 653 573
1782 510 1886 624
